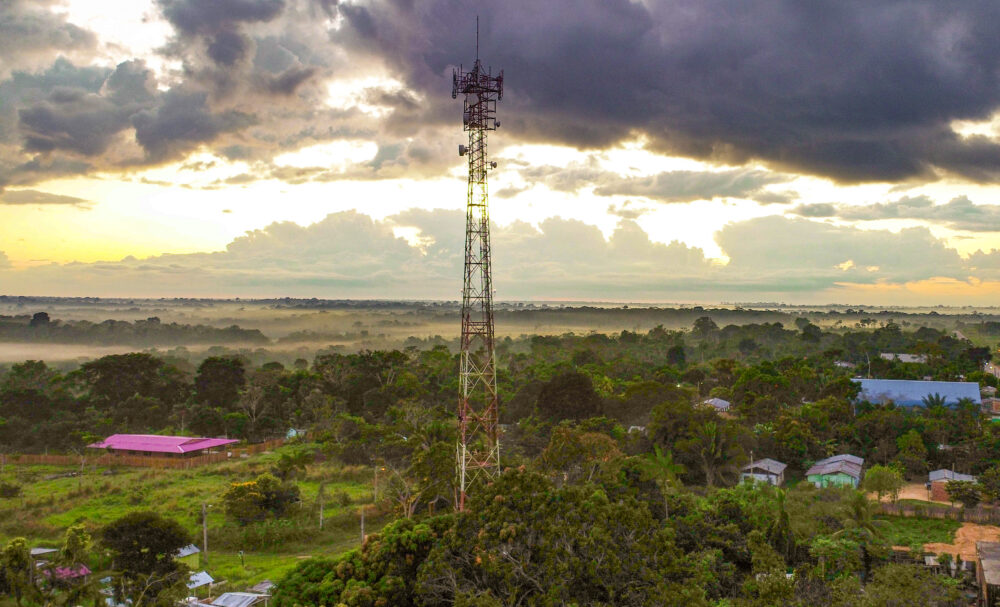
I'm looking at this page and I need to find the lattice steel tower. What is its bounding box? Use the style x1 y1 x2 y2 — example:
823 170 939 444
452 27 503 511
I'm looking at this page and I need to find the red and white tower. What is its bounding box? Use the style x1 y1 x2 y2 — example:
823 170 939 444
452 28 503 511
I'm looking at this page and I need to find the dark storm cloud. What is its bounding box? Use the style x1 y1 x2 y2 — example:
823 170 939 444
158 0 287 69
791 195 1000 232
132 89 256 162
340 0 1000 183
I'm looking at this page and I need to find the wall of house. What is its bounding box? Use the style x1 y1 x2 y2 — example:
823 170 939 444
808 472 857 488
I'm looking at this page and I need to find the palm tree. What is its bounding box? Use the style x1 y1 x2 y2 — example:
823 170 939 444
921 393 948 409
680 421 745 487
835 491 888 580
641 445 685 519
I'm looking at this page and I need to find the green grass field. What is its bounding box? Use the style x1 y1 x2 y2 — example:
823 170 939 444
0 444 389 591
876 515 963 547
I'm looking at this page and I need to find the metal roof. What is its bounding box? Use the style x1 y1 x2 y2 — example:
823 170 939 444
176 544 201 558
979 542 1000 587
703 398 731 410
188 571 215 589
806 454 864 479
742 458 787 475
211 593 266 607
929 469 977 483
87 434 238 454
854 379 982 407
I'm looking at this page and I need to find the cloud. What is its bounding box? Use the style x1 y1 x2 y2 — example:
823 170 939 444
132 88 256 162
337 0 1000 183
5 209 1000 303
790 195 1000 232
592 168 787 202
0 251 10 269
0 189 92 207
0 0 97 78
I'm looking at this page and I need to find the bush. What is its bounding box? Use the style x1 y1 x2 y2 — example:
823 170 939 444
0 481 22 498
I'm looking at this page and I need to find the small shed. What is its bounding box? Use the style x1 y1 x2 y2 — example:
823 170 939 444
176 544 201 568
188 571 215 590
741 458 787 486
978 541 1000 606
929 469 977 502
806 454 864 488
702 398 731 413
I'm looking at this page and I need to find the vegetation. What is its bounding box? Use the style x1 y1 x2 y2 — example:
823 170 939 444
3 308 1000 605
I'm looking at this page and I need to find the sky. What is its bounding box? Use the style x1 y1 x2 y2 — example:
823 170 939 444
3 1 1000 304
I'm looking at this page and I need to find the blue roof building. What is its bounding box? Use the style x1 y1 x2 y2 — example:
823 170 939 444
854 379 981 408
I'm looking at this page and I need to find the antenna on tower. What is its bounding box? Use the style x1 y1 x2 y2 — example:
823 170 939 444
452 23 503 512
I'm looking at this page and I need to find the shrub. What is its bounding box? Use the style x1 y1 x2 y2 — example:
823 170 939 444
0 481 22 498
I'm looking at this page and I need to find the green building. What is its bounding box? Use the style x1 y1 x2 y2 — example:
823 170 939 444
176 544 201 568
806 454 863 488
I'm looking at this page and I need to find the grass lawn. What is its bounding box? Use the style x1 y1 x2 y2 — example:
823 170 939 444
0 443 390 592
876 514 962 547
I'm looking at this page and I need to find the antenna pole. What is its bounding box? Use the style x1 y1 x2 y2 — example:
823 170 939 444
452 26 503 512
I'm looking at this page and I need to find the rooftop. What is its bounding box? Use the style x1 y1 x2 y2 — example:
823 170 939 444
979 541 1000 587
742 458 787 475
188 571 215 590
87 434 239 454
211 592 267 607
854 379 982 407
806 454 864 479
930 469 977 483
177 544 201 558
703 397 731 410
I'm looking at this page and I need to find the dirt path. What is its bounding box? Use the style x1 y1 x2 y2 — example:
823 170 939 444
923 522 1000 560
869 483 951 505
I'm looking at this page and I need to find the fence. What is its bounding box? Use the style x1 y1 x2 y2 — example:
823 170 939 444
3 437 290 470
878 501 1000 525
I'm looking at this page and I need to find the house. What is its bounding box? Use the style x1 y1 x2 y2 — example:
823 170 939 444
834 361 856 369
806 454 864 488
627 425 647 435
187 571 215 591
853 379 982 408
880 353 928 364
30 547 59 559
977 541 1000 606
211 592 268 607
176 544 201 568
929 469 977 502
740 458 787 486
702 398 731 413
87 434 239 458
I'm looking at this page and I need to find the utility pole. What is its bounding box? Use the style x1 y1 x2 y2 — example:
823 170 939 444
452 18 504 512
318 482 325 530
360 505 365 545
202 502 209 566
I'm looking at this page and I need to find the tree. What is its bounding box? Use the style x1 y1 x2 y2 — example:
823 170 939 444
1 538 33 607
639 444 684 519
863 464 904 502
895 429 928 478
29 312 50 327
62 524 91 564
834 491 889 580
195 356 246 409
415 469 707 606
945 480 981 508
100 511 191 605
223 474 301 525
539 425 623 486
676 420 747 487
863 563 962 606
978 465 1000 503
693 316 719 337
535 371 602 421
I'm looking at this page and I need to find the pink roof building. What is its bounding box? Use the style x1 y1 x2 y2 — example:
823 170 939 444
88 434 238 457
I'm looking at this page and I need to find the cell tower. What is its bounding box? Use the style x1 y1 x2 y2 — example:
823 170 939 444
452 21 503 511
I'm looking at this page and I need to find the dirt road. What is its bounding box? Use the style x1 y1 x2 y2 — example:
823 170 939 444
923 522 1000 560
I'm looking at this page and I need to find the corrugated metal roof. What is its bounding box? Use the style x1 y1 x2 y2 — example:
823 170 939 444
806 454 864 479
188 571 215 589
211 593 266 607
979 542 1000 586
854 379 982 407
742 458 786 475
87 434 238 454
176 544 201 558
703 398 731 410
929 469 977 483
